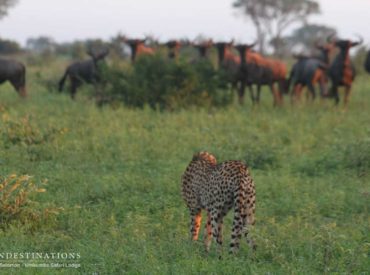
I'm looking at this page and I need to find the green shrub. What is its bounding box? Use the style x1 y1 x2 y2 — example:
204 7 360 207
0 114 67 148
0 174 59 230
101 55 233 110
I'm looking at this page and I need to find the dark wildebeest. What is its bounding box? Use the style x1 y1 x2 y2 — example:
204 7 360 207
236 43 287 106
124 39 155 63
288 40 335 103
214 41 240 92
58 48 109 99
0 58 27 97
165 40 182 60
328 35 363 106
364 50 370 74
193 39 213 59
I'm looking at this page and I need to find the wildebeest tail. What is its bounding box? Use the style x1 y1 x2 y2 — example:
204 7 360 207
58 70 68 92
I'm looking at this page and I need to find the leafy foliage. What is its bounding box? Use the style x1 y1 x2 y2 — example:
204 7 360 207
101 55 233 110
0 174 58 230
0 114 67 147
233 0 320 54
0 0 18 19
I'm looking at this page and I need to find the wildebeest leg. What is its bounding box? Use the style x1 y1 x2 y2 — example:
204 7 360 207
270 83 280 107
238 80 246 105
256 84 262 104
247 85 255 104
307 83 316 102
291 83 302 105
344 85 351 107
58 71 68 92
277 80 285 105
70 78 80 100
318 76 328 101
331 84 339 105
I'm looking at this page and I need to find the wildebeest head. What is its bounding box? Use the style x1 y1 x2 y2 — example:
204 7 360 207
124 38 155 62
87 47 110 62
215 40 234 63
328 34 363 51
235 42 257 64
315 39 336 64
193 39 213 58
165 40 182 59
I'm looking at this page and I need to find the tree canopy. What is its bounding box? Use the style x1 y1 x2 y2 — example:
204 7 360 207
0 0 18 20
233 0 320 55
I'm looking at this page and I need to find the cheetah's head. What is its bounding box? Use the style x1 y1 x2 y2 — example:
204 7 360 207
192 151 217 165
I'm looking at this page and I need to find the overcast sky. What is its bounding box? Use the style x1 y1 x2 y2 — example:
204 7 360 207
0 0 369 46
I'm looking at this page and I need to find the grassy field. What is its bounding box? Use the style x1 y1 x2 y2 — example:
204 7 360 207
0 69 369 274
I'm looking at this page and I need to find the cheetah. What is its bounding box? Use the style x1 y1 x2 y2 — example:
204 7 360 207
181 151 256 254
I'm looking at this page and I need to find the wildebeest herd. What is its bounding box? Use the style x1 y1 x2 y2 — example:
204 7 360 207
0 34 369 107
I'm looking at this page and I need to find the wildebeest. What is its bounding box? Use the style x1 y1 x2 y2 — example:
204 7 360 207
165 40 182 59
236 43 287 106
124 39 155 63
288 41 335 103
58 47 109 99
193 39 213 59
328 35 363 106
214 41 240 92
365 50 370 74
0 58 27 97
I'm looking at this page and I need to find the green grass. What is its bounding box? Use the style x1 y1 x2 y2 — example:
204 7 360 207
0 68 369 274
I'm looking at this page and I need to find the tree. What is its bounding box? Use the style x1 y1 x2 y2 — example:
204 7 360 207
0 38 21 54
0 0 18 20
26 36 56 54
283 24 337 55
233 0 320 55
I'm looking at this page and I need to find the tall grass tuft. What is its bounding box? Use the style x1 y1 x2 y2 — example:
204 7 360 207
0 174 59 230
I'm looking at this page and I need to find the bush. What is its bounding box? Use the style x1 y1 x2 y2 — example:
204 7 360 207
101 55 233 110
0 174 59 230
0 114 67 148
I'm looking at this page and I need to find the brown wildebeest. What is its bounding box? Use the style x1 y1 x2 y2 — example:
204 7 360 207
214 41 240 92
124 38 155 63
236 43 287 106
328 35 363 106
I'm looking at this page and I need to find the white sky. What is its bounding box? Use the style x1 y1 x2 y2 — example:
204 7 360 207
0 0 369 46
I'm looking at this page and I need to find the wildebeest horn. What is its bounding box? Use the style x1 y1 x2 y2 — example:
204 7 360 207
327 33 336 43
353 34 364 46
246 40 257 48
